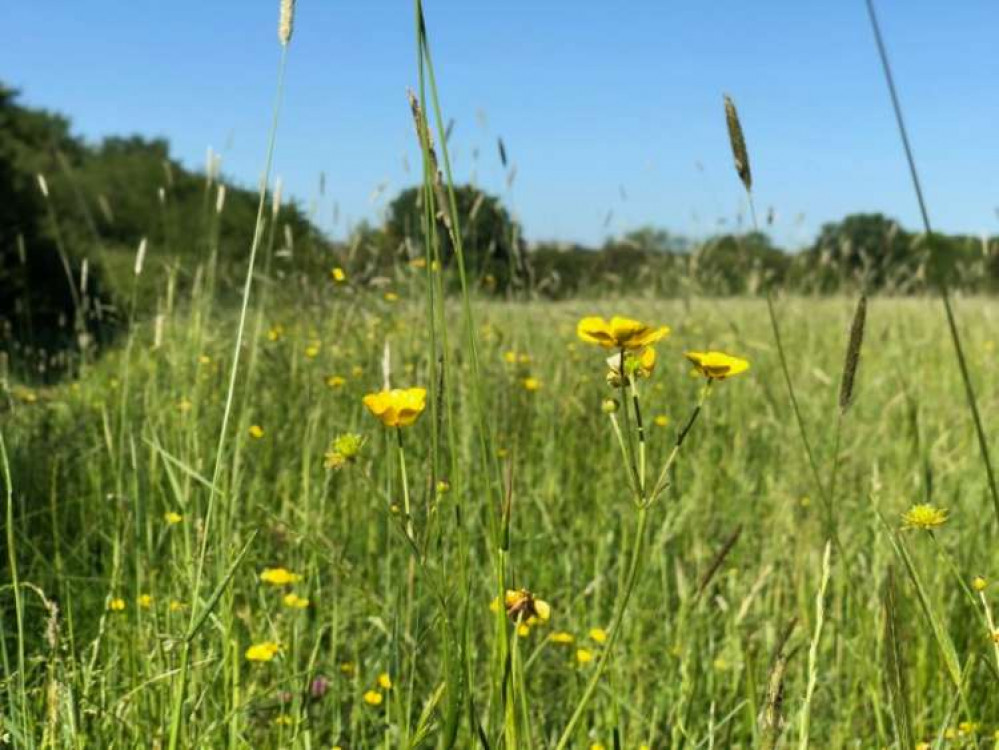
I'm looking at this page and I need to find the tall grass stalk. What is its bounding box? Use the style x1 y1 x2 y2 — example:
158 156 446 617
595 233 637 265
167 17 292 749
864 0 999 528
0 430 27 744
797 541 831 748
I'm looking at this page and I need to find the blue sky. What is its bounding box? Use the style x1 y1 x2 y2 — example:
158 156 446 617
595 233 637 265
4 2 998 248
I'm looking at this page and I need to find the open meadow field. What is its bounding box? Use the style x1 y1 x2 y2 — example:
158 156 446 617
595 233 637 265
4 1 999 748
3 292 999 748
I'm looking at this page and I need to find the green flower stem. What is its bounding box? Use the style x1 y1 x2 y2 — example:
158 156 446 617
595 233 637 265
396 428 414 542
554 505 648 750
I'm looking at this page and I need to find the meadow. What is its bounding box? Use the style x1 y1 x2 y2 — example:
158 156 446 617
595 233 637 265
3 2 999 749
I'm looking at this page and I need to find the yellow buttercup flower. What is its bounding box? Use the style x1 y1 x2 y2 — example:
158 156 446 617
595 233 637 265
169 600 186 612
138 594 154 609
377 673 393 690
363 690 383 706
589 627 608 644
653 414 670 428
384 291 399 302
550 631 575 644
901 504 948 531
245 641 281 662
522 377 541 392
260 568 302 586
283 593 310 609
576 648 594 665
164 511 183 525
248 424 264 439
577 316 670 351
325 375 346 389
516 623 531 637
273 714 294 726
331 267 346 282
972 576 987 592
305 343 321 359
267 325 284 342
362 388 427 428
685 351 750 380
108 598 126 612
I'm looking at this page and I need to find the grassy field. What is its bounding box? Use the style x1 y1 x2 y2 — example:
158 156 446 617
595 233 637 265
3 289 999 748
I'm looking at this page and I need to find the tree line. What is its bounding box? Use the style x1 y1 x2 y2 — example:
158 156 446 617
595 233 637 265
3 83 998 374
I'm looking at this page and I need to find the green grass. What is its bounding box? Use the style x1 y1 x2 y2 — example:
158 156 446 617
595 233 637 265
3 291 999 747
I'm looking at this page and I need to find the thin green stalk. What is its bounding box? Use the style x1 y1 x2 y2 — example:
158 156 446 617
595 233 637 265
0 430 27 743
168 41 289 750
864 0 999 528
554 506 648 750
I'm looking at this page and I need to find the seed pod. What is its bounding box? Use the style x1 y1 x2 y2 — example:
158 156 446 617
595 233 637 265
723 94 752 193
839 294 867 412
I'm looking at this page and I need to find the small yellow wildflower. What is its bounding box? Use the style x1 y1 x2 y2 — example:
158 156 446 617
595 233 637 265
363 690 383 706
589 628 608 644
340 661 356 676
972 576 987 592
516 623 531 638
325 433 364 469
283 593 310 609
331 267 346 282
409 257 427 269
245 642 281 662
169 600 186 612
901 503 948 531
362 388 427 428
259 568 302 586
606 347 656 386
351 365 364 378
274 714 294 726
577 316 670 350
305 343 321 359
653 414 670 428
685 351 750 380
502 589 551 624
325 375 346 389
943 728 958 740
550 631 575 644
601 398 619 414
384 292 399 302
138 594 154 609
522 377 541 392
164 511 183 525
377 673 393 690
436 479 451 494
248 424 264 439
576 648 594 665
503 351 517 364
198 354 211 365
267 325 284 342
590 744 606 750
177 398 193 413
108 598 126 612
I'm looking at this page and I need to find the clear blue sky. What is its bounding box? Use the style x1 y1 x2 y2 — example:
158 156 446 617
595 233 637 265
4 2 998 248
